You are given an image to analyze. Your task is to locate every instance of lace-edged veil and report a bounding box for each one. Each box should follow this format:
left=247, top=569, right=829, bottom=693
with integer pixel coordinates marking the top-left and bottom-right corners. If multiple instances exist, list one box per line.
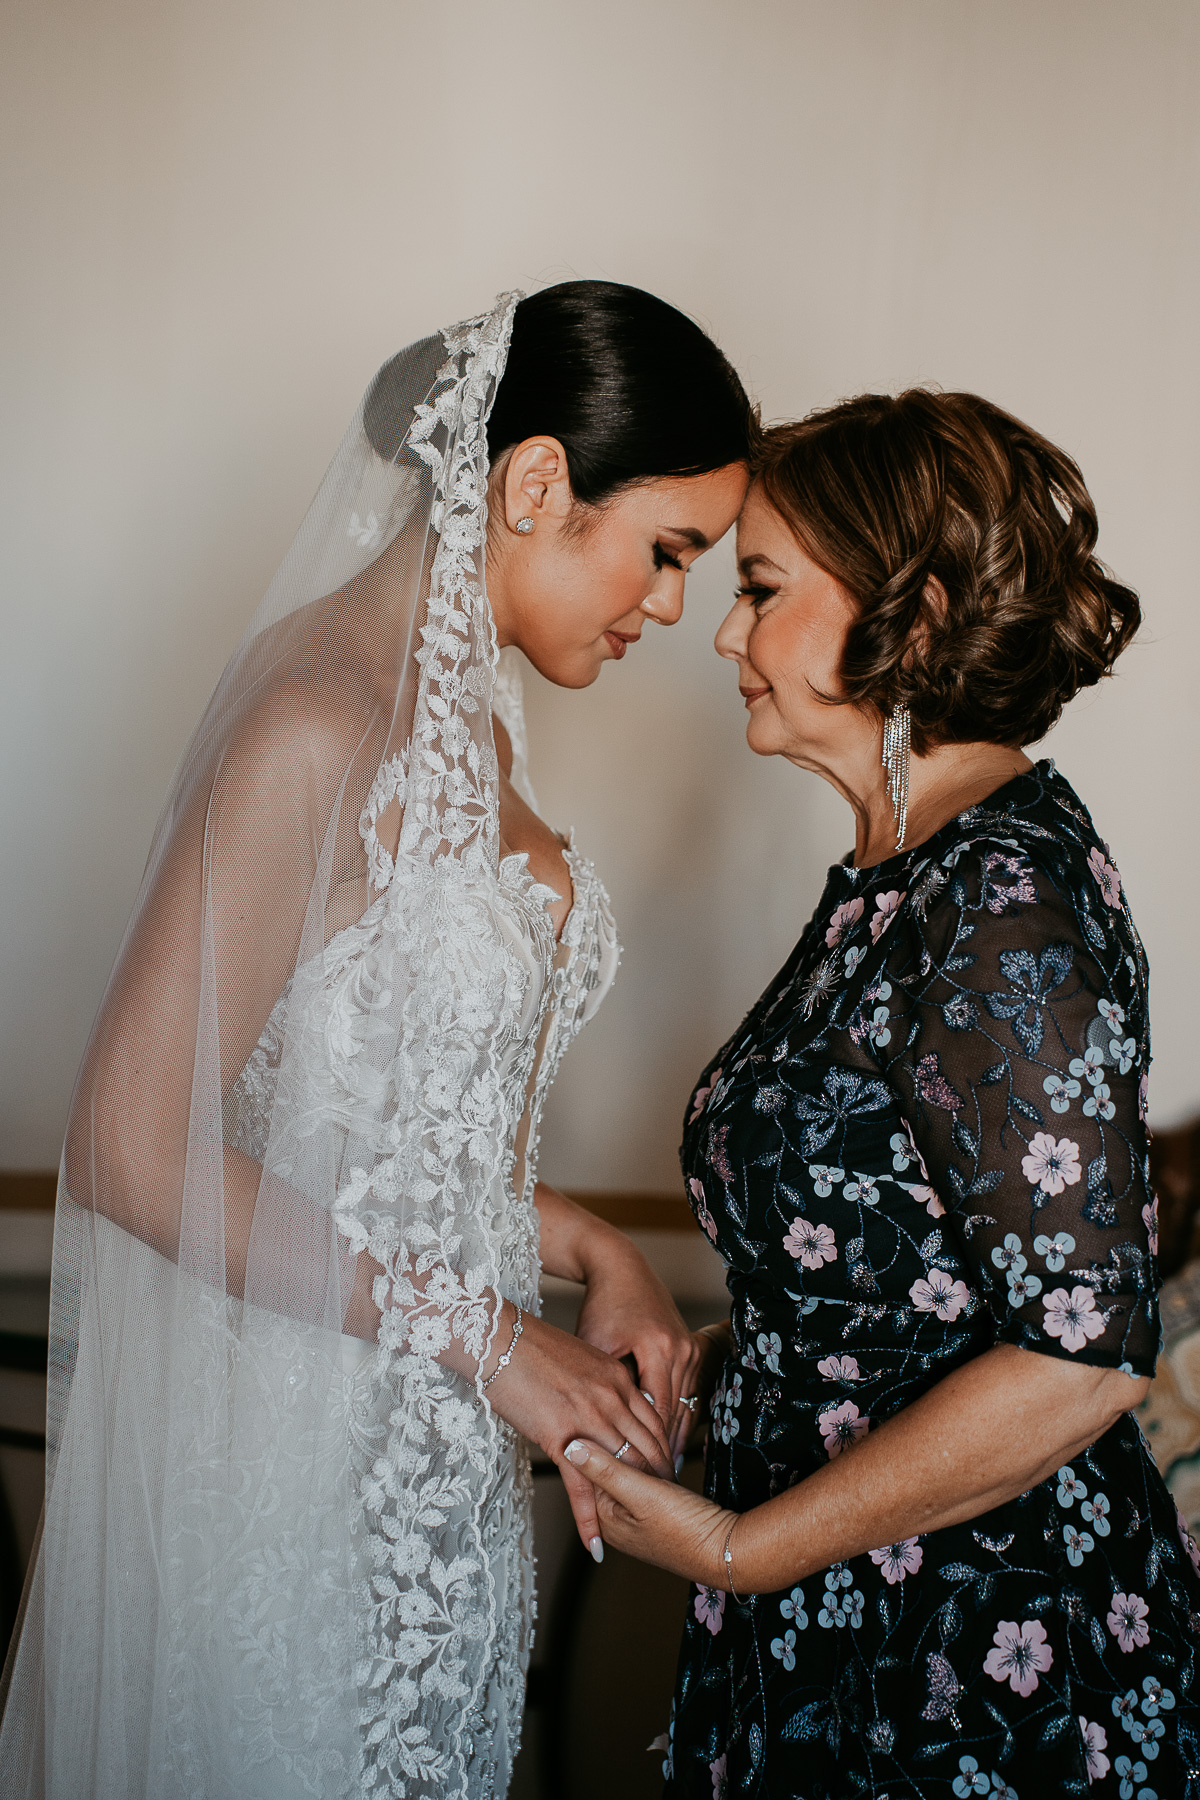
left=0, top=292, right=547, bottom=1797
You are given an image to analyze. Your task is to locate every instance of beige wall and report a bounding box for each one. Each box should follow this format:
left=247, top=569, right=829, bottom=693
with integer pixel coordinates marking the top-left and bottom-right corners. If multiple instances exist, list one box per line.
left=2, top=0, right=1197, bottom=1185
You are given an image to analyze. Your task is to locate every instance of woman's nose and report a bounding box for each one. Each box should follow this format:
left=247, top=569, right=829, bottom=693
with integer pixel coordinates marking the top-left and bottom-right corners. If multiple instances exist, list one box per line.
left=714, top=598, right=748, bottom=660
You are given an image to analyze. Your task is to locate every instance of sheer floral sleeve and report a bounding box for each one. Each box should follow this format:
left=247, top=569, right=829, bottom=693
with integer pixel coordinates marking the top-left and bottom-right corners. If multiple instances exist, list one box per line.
left=873, top=836, right=1158, bottom=1375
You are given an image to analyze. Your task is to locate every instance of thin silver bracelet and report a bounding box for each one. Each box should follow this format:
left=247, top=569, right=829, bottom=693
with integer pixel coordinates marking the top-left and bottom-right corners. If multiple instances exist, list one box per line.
left=481, top=1305, right=523, bottom=1391
left=722, top=1513, right=743, bottom=1602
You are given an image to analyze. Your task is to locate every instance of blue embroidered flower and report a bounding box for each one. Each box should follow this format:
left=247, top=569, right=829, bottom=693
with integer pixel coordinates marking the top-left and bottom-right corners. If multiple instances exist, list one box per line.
left=991, top=1232, right=1027, bottom=1276
left=1081, top=1491, right=1111, bottom=1536
left=770, top=1628, right=797, bottom=1670
left=1043, top=1073, right=1081, bottom=1113
left=1110, top=1035, right=1137, bottom=1074
left=1056, top=1466, right=1087, bottom=1506
left=952, top=1754, right=990, bottom=1796
left=755, top=1331, right=782, bottom=1374
left=890, top=1131, right=916, bottom=1171
left=1070, top=1047, right=1107, bottom=1087
left=1114, top=1758, right=1155, bottom=1800
left=867, top=1005, right=892, bottom=1049
left=1083, top=1080, right=1116, bottom=1121
left=1007, top=1269, right=1042, bottom=1307
left=844, top=943, right=866, bottom=977
left=1140, top=1676, right=1175, bottom=1718
left=843, top=1174, right=880, bottom=1206
left=779, top=1586, right=807, bottom=1629
left=1063, top=1522, right=1094, bottom=1565
left=1033, top=1231, right=1076, bottom=1272
left=808, top=1163, right=844, bottom=1197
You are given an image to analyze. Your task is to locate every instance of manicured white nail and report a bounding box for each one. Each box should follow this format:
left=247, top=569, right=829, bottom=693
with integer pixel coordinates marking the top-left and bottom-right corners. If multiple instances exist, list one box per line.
left=564, top=1439, right=589, bottom=1465
left=675, top=1453, right=684, bottom=1476
left=589, top=1535, right=604, bottom=1564
left=642, top=1391, right=656, bottom=1406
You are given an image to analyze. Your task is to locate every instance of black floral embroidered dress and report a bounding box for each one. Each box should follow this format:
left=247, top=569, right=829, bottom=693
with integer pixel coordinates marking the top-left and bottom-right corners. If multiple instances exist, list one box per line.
left=670, top=762, right=1200, bottom=1800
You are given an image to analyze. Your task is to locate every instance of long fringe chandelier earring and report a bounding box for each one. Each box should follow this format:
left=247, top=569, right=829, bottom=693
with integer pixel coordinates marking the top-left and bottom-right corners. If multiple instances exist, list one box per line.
left=882, top=703, right=912, bottom=851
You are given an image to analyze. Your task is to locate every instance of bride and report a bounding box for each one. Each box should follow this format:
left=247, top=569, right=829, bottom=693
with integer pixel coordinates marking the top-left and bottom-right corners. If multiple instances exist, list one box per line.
left=0, top=283, right=752, bottom=1798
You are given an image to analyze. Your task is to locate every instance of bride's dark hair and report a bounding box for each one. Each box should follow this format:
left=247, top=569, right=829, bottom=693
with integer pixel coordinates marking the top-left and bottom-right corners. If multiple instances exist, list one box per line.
left=487, top=281, right=756, bottom=503
left=364, top=281, right=755, bottom=502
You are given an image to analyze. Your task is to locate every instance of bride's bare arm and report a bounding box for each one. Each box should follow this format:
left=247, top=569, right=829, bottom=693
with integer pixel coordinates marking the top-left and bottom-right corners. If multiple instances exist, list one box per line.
left=534, top=1182, right=703, bottom=1454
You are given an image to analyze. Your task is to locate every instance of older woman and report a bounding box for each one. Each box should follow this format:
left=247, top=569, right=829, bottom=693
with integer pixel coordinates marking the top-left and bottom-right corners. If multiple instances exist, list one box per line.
left=564, top=393, right=1200, bottom=1798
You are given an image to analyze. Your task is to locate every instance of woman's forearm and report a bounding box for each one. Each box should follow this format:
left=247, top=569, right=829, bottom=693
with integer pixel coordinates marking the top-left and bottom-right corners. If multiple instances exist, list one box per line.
left=727, top=1344, right=1149, bottom=1594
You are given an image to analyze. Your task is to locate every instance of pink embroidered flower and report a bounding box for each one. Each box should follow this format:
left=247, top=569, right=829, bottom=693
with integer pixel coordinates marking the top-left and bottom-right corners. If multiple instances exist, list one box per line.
left=1020, top=1132, right=1082, bottom=1196
left=1107, top=1591, right=1150, bottom=1653
left=1042, top=1285, right=1106, bottom=1353
left=784, top=1218, right=837, bottom=1269
left=1079, top=1717, right=1109, bottom=1783
left=689, top=1069, right=722, bottom=1124
left=1143, top=1197, right=1159, bottom=1257
left=1088, top=844, right=1121, bottom=908
left=825, top=897, right=864, bottom=948
left=1177, top=1509, right=1200, bottom=1575
left=869, top=890, right=906, bottom=942
left=688, top=1178, right=718, bottom=1244
left=710, top=1755, right=727, bottom=1800
left=817, top=1353, right=861, bottom=1382
left=909, top=1183, right=946, bottom=1217
left=869, top=1537, right=923, bottom=1584
left=983, top=1618, right=1052, bottom=1696
left=693, top=1585, right=726, bottom=1635
left=817, top=1399, right=869, bottom=1458
left=909, top=1268, right=971, bottom=1321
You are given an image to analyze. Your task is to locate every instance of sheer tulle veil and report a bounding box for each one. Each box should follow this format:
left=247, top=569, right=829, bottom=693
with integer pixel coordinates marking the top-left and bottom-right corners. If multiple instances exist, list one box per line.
left=0, top=292, right=562, bottom=1797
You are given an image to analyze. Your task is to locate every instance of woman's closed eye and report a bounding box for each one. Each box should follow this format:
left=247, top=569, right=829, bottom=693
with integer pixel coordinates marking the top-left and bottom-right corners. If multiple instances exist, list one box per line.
left=653, top=543, right=685, bottom=572
left=735, top=583, right=776, bottom=609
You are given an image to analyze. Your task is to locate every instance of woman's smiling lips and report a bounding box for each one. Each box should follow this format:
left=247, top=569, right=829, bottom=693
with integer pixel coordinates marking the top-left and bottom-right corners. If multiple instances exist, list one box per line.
left=740, top=683, right=771, bottom=707
left=604, top=629, right=639, bottom=659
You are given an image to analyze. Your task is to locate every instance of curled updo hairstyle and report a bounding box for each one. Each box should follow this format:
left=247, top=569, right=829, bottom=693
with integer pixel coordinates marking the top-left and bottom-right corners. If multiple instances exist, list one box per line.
left=485, top=280, right=755, bottom=506
left=755, top=391, right=1140, bottom=752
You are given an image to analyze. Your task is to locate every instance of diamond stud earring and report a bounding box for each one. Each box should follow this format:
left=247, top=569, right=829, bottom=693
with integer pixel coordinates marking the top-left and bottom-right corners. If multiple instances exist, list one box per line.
left=515, top=517, right=534, bottom=535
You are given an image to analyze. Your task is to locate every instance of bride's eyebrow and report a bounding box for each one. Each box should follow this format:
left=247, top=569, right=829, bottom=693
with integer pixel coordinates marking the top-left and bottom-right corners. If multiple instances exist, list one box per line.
left=661, top=525, right=709, bottom=550
left=738, top=552, right=785, bottom=576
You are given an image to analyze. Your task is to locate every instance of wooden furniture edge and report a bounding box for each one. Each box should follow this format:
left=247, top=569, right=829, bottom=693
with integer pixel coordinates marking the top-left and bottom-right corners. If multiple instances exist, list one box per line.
left=0, top=1171, right=699, bottom=1234
left=0, top=1173, right=57, bottom=1212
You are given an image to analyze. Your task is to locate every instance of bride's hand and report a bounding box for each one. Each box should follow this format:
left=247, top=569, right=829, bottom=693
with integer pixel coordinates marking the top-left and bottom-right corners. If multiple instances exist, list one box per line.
left=575, top=1238, right=703, bottom=1459
left=484, top=1304, right=676, bottom=1555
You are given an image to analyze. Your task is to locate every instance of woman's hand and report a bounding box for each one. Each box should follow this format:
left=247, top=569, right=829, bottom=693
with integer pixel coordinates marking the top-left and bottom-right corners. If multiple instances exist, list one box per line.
left=560, top=1435, right=734, bottom=1586
left=484, top=1303, right=675, bottom=1557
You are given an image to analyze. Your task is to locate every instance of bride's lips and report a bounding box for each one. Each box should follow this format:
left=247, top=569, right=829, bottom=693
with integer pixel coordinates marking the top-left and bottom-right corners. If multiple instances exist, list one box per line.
left=740, top=684, right=771, bottom=708
left=604, top=629, right=639, bottom=659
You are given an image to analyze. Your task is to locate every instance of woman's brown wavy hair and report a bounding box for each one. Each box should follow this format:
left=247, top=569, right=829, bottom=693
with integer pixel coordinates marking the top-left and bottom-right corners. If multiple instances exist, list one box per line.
left=754, top=391, right=1140, bottom=754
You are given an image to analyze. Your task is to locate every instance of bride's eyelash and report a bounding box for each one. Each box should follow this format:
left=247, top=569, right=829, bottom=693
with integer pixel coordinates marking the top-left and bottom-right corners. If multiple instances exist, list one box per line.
left=654, top=543, right=684, bottom=571
left=736, top=583, right=775, bottom=606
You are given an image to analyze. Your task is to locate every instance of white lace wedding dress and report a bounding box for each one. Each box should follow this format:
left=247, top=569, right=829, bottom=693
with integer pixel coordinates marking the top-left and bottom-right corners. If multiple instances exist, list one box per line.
left=0, top=296, right=620, bottom=1800
left=213, top=666, right=620, bottom=1797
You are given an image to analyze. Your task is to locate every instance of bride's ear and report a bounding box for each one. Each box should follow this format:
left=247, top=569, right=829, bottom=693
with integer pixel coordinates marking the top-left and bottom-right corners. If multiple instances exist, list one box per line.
left=500, top=436, right=573, bottom=535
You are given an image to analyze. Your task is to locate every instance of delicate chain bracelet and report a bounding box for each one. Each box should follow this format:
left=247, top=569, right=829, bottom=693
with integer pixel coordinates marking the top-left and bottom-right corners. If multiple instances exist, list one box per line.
left=722, top=1513, right=743, bottom=1602
left=481, top=1305, right=523, bottom=1392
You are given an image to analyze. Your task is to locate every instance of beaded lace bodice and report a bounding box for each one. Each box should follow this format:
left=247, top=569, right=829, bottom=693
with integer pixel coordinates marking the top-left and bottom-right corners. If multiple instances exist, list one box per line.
left=220, top=758, right=619, bottom=1797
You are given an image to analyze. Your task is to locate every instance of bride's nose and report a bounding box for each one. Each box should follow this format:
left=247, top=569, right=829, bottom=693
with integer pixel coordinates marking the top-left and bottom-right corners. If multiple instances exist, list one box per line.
left=640, top=574, right=685, bottom=627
